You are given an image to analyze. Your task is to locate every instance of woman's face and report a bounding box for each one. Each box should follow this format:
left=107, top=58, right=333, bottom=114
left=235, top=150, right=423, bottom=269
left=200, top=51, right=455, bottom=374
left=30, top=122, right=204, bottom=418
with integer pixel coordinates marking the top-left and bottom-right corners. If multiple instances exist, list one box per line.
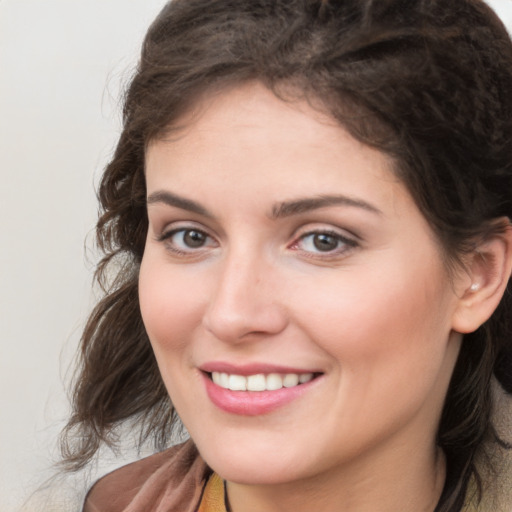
left=139, top=83, right=464, bottom=485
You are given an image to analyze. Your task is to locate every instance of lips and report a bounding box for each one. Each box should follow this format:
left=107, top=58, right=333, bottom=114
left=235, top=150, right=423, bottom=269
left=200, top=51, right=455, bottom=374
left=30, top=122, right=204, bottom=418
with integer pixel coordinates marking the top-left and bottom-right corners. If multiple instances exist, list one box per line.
left=200, top=363, right=322, bottom=415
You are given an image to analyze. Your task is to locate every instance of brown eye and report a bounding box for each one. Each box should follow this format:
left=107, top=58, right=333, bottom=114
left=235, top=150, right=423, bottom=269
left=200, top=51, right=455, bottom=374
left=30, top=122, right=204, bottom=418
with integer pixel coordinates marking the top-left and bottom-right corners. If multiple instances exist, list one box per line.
left=183, top=229, right=207, bottom=248
left=159, top=227, right=217, bottom=254
left=294, top=230, right=358, bottom=256
left=312, top=233, right=339, bottom=252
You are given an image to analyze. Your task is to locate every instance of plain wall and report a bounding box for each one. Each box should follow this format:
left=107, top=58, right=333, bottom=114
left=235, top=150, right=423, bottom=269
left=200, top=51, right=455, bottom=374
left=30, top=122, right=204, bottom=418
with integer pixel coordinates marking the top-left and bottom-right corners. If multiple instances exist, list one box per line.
left=1, top=1, right=511, bottom=511
left=0, top=2, right=167, bottom=510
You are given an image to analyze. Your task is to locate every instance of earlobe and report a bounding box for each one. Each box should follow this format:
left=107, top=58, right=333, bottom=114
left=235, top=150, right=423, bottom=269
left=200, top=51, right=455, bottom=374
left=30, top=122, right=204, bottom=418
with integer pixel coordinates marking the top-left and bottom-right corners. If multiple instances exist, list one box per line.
left=452, top=222, right=512, bottom=334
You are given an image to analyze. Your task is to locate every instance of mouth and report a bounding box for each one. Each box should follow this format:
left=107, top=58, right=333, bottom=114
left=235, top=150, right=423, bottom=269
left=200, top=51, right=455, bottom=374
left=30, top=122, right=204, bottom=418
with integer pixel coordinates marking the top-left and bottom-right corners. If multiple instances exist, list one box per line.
left=207, top=371, right=317, bottom=391
left=200, top=366, right=323, bottom=416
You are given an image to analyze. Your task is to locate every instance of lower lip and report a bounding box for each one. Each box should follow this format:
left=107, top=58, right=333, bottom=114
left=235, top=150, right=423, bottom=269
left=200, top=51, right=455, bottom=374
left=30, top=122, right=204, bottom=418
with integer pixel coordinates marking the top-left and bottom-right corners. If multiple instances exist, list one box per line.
left=202, top=373, right=319, bottom=416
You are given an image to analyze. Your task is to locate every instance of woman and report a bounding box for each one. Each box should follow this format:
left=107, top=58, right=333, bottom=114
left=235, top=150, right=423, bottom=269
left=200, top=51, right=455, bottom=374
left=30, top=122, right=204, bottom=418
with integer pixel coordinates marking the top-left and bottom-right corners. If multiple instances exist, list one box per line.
left=62, top=0, right=512, bottom=511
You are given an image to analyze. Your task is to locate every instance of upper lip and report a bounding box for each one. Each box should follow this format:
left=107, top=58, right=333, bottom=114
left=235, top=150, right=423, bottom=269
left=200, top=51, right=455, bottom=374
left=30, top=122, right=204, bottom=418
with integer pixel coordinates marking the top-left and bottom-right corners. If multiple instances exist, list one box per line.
left=199, top=361, right=322, bottom=375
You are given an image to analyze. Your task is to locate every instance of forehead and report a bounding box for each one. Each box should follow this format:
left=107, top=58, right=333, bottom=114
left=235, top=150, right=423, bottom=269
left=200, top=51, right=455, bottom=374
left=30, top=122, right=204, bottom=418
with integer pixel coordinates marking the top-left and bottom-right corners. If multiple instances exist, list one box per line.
left=146, top=82, right=400, bottom=202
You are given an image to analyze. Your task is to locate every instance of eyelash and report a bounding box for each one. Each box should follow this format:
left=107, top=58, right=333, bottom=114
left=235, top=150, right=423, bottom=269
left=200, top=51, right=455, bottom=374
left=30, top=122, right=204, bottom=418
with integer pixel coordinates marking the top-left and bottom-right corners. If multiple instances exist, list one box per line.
left=289, top=229, right=358, bottom=258
left=157, top=227, right=217, bottom=256
left=157, top=226, right=358, bottom=259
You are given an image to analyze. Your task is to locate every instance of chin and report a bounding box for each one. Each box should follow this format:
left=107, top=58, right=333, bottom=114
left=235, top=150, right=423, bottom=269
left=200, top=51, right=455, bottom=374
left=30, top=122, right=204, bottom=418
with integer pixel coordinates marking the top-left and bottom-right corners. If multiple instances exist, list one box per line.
left=194, top=435, right=313, bottom=485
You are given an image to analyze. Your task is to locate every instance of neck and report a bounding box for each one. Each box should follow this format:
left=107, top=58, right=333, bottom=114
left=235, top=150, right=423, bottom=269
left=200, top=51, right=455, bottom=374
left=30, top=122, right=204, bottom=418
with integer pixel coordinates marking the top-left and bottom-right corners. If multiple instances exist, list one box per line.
left=225, top=442, right=446, bottom=512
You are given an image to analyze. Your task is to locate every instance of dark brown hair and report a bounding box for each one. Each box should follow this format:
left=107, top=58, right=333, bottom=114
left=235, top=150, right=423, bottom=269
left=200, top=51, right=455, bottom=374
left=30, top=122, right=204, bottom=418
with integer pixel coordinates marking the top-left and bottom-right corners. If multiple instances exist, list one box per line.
left=62, top=1, right=512, bottom=510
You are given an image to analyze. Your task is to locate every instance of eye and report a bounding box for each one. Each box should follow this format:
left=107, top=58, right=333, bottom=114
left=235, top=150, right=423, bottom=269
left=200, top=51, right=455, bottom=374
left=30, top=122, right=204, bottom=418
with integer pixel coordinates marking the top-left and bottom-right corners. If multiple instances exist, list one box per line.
left=158, top=227, right=217, bottom=254
left=291, top=230, right=358, bottom=256
left=302, top=232, right=340, bottom=252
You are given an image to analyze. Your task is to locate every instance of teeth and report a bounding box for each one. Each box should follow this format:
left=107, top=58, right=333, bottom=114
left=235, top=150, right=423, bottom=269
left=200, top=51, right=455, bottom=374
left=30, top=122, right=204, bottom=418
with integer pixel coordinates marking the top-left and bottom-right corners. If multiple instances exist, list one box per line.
left=266, top=373, right=283, bottom=390
left=283, top=373, right=299, bottom=388
left=299, top=373, right=313, bottom=384
left=247, top=374, right=266, bottom=391
left=219, top=372, right=230, bottom=388
left=228, top=374, right=247, bottom=391
left=211, top=371, right=315, bottom=391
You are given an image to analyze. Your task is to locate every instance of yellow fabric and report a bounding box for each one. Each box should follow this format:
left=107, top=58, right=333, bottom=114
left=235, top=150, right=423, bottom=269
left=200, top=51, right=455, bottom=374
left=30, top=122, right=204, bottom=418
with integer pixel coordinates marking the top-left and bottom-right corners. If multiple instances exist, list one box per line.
left=197, top=473, right=227, bottom=512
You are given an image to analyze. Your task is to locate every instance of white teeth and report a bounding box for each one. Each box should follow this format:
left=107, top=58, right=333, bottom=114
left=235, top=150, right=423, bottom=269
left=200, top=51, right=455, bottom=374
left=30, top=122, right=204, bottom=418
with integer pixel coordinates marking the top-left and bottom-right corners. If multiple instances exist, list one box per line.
left=228, top=374, right=247, bottom=391
left=247, top=374, right=266, bottom=391
left=299, top=373, right=314, bottom=384
left=210, top=371, right=315, bottom=391
left=283, top=373, right=299, bottom=388
left=266, top=373, right=283, bottom=390
left=219, top=372, right=229, bottom=388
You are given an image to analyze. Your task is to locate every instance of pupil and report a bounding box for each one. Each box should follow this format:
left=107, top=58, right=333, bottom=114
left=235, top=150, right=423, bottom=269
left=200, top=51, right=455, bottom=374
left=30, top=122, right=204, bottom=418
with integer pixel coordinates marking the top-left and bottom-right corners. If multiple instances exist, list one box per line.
left=313, top=233, right=338, bottom=251
left=184, top=230, right=206, bottom=248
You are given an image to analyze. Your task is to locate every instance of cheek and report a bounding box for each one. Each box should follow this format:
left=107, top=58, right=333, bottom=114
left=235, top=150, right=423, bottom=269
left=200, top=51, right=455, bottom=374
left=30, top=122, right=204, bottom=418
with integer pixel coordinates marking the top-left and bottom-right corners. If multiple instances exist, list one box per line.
left=138, top=254, right=210, bottom=415
left=290, top=256, right=456, bottom=409
left=138, top=254, right=204, bottom=355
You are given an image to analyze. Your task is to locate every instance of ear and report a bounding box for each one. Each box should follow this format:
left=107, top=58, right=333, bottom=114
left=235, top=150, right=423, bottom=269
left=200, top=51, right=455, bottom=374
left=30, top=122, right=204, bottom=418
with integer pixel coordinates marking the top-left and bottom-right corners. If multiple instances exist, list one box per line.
left=452, top=221, right=512, bottom=334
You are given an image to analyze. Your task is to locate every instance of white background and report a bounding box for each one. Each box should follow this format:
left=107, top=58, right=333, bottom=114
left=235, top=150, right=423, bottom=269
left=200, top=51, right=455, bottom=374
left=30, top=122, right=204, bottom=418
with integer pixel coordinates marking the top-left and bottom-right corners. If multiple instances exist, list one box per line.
left=1, top=1, right=511, bottom=511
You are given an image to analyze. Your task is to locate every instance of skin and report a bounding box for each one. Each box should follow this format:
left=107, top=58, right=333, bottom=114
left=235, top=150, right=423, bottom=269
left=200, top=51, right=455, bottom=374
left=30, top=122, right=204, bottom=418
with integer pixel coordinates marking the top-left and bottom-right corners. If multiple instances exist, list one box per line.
left=139, top=82, right=469, bottom=512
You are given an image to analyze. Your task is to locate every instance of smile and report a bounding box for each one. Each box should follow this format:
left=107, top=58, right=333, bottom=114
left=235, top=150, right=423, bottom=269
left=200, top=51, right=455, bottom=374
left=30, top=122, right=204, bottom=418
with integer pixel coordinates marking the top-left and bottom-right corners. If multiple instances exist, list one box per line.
left=211, top=371, right=314, bottom=391
left=201, top=368, right=322, bottom=416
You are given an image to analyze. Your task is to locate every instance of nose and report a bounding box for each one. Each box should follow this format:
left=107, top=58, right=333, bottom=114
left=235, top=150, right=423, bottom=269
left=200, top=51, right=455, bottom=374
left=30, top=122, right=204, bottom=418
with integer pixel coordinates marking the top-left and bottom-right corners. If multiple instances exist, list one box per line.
left=202, top=252, right=288, bottom=344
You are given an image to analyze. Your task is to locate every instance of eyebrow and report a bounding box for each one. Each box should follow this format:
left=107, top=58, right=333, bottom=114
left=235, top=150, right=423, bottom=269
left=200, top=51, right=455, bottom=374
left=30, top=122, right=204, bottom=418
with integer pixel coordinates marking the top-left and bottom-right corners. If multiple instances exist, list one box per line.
left=146, top=190, right=214, bottom=218
left=146, top=190, right=382, bottom=219
left=271, top=195, right=382, bottom=219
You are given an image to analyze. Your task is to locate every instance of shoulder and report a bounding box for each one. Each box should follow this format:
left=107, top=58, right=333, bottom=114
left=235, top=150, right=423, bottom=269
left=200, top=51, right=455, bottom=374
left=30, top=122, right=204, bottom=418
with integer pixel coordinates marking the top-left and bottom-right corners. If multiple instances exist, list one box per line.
left=83, top=440, right=211, bottom=512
